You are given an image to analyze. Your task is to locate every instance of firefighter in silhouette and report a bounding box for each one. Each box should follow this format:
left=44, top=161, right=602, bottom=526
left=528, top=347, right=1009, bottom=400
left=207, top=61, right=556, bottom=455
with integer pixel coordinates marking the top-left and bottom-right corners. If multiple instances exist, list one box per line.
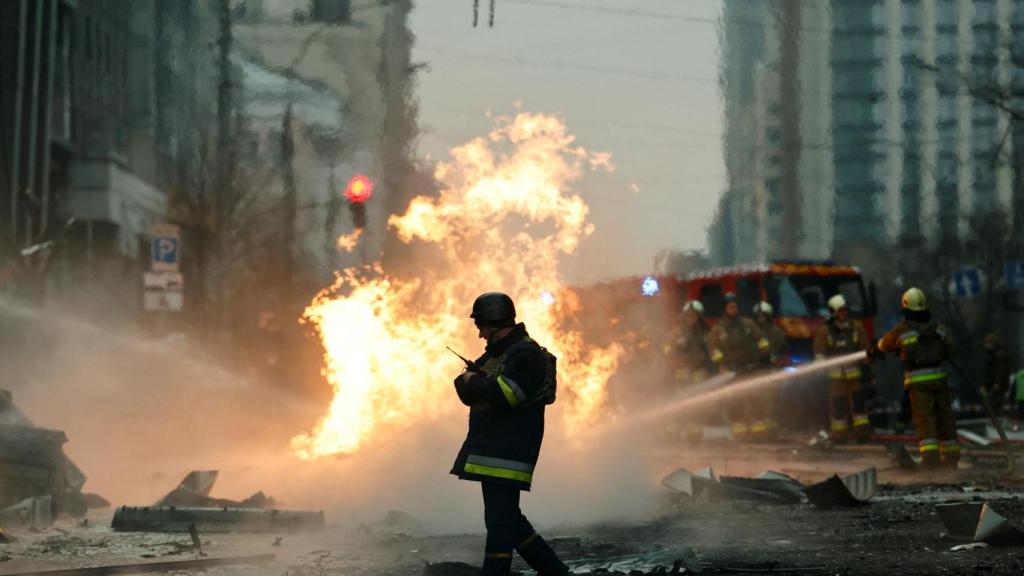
left=452, top=292, right=570, bottom=576
left=983, top=334, right=1010, bottom=414
left=872, top=288, right=959, bottom=468
left=752, top=301, right=788, bottom=439
left=707, top=293, right=770, bottom=439
left=814, top=294, right=871, bottom=442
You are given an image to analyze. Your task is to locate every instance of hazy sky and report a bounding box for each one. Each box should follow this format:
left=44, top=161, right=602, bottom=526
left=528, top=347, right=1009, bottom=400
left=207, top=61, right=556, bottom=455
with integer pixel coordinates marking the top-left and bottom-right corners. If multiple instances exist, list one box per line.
left=410, top=0, right=726, bottom=283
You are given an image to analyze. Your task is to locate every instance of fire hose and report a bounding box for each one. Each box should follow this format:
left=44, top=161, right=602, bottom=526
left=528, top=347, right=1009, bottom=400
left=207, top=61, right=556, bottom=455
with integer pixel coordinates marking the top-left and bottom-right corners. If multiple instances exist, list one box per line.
left=948, top=358, right=1017, bottom=475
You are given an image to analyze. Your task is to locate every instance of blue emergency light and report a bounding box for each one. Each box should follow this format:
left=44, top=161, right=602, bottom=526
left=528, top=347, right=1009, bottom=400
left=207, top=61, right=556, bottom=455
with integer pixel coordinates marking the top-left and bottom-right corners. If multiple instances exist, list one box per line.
left=641, top=276, right=659, bottom=297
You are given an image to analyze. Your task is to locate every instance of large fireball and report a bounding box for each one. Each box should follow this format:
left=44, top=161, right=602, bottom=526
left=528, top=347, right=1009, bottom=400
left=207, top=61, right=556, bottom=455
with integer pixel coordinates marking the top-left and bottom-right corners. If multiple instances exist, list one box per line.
left=292, top=112, right=623, bottom=459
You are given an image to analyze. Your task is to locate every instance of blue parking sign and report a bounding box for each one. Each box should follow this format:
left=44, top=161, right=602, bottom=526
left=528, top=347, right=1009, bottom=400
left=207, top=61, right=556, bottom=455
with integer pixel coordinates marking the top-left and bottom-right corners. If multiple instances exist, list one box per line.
left=151, top=224, right=180, bottom=271
left=1006, top=261, right=1024, bottom=290
left=953, top=267, right=983, bottom=298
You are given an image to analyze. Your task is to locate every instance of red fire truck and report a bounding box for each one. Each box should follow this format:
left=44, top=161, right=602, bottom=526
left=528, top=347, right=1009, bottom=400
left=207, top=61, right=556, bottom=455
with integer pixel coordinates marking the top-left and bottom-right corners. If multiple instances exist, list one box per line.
left=571, top=260, right=876, bottom=364
left=684, top=260, right=877, bottom=362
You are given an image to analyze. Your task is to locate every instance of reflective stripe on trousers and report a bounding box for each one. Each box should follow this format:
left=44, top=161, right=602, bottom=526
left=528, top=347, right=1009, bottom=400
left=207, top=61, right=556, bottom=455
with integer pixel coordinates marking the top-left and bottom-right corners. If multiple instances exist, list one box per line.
left=919, top=437, right=939, bottom=453
left=465, top=455, right=535, bottom=484
left=905, top=366, right=947, bottom=385
left=940, top=439, right=960, bottom=454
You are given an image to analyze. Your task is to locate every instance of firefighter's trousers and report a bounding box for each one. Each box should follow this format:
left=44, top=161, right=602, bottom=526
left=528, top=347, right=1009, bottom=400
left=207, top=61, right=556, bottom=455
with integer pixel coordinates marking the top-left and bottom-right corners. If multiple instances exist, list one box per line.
left=481, top=482, right=569, bottom=576
left=908, top=382, right=960, bottom=467
left=829, top=370, right=870, bottom=441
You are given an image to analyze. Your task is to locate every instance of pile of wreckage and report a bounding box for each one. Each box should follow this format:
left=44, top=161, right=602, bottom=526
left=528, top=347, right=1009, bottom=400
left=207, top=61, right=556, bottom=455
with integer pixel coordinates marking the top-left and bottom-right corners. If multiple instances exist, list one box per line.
left=0, top=389, right=323, bottom=536
left=661, top=465, right=1024, bottom=548
left=661, top=466, right=878, bottom=509
left=0, top=389, right=107, bottom=526
left=112, top=470, right=324, bottom=533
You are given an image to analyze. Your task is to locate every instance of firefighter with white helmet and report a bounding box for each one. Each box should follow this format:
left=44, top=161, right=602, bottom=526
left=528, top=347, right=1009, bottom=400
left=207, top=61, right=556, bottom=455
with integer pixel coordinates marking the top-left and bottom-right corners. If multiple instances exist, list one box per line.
left=813, top=293, right=872, bottom=442
left=664, top=300, right=713, bottom=385
left=873, top=288, right=959, bottom=468
left=663, top=300, right=714, bottom=441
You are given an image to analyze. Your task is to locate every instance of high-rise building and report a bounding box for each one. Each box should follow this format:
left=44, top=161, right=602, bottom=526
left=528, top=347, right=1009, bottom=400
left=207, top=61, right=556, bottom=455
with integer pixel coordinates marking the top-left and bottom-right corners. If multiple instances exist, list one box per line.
left=711, top=0, right=1022, bottom=266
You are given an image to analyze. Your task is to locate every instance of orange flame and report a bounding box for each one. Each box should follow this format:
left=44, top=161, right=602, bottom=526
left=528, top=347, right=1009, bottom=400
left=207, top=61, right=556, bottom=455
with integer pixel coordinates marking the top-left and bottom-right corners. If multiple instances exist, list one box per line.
left=291, top=113, right=623, bottom=459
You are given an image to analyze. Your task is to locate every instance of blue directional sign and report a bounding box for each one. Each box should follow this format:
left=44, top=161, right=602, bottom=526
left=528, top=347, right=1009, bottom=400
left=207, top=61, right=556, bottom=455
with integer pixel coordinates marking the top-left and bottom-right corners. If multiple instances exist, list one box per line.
left=952, top=267, right=983, bottom=298
left=1006, top=261, right=1024, bottom=291
left=151, top=224, right=180, bottom=272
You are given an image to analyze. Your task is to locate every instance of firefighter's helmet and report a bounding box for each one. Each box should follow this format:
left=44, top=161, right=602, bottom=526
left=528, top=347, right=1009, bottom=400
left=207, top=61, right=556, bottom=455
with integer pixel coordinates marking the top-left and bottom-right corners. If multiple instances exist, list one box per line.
left=471, top=292, right=516, bottom=327
left=683, top=300, right=704, bottom=316
left=901, top=287, right=927, bottom=311
left=828, top=294, right=847, bottom=313
left=753, top=301, right=773, bottom=316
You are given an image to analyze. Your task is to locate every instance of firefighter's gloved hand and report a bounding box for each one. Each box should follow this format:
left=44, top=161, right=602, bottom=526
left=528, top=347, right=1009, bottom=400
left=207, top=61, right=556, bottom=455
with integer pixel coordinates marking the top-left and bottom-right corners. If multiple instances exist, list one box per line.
left=866, top=340, right=882, bottom=359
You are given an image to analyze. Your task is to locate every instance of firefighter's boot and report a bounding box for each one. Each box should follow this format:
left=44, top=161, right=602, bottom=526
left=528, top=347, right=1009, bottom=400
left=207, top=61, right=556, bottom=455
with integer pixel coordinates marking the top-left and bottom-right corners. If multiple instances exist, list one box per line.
left=517, top=534, right=570, bottom=576
left=940, top=441, right=961, bottom=469
left=919, top=438, right=941, bottom=468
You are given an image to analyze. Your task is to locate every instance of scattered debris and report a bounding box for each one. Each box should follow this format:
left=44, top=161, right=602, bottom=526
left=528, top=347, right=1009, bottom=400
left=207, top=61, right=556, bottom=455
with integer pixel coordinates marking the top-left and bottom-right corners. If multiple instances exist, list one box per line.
left=0, top=390, right=96, bottom=521
left=804, top=467, right=877, bottom=509
left=959, top=429, right=993, bottom=448
left=719, top=471, right=806, bottom=504
left=951, top=542, right=990, bottom=551
left=935, top=502, right=1024, bottom=545
left=661, top=467, right=718, bottom=499
left=155, top=470, right=276, bottom=509
left=0, top=495, right=54, bottom=526
left=111, top=506, right=325, bottom=533
left=663, top=467, right=804, bottom=505
left=3, top=553, right=275, bottom=575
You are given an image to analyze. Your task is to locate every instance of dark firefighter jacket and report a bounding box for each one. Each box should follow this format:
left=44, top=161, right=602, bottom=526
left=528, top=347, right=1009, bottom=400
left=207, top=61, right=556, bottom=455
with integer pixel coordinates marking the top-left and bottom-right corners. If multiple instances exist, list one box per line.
left=664, top=324, right=713, bottom=375
left=451, top=323, right=556, bottom=491
left=757, top=321, right=789, bottom=365
left=877, top=320, right=954, bottom=388
left=813, top=318, right=869, bottom=381
left=707, top=316, right=769, bottom=373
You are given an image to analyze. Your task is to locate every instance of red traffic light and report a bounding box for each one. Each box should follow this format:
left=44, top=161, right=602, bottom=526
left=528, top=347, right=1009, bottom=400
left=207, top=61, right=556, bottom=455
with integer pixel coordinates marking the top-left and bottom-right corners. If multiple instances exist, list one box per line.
left=344, top=174, right=374, bottom=203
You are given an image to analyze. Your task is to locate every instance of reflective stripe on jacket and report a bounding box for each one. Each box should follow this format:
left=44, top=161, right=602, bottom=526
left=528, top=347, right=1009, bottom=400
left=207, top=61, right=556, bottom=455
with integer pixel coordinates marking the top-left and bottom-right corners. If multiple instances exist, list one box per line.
left=451, top=324, right=555, bottom=490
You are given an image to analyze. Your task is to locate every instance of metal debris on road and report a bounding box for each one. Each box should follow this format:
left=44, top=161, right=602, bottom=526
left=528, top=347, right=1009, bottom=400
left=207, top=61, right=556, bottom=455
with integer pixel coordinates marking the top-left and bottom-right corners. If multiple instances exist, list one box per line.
left=803, top=467, right=877, bottom=509
left=3, top=553, right=275, bottom=575
left=935, top=502, right=1024, bottom=545
left=111, top=506, right=325, bottom=533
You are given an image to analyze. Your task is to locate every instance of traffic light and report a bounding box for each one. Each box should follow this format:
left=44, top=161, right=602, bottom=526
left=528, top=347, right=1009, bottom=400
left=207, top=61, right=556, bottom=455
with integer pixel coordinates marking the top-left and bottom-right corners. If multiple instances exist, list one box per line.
left=344, top=174, right=374, bottom=204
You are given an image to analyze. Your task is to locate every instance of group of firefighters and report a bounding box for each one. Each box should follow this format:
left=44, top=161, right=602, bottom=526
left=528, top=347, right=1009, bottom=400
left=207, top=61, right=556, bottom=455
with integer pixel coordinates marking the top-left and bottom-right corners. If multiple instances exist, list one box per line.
left=664, top=287, right=965, bottom=469
left=447, top=289, right=1013, bottom=574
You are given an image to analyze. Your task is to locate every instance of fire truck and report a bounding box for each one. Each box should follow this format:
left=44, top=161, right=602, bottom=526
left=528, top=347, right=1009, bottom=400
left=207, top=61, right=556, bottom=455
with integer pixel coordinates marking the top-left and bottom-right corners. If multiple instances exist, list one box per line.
left=572, top=260, right=876, bottom=364
left=684, top=260, right=877, bottom=362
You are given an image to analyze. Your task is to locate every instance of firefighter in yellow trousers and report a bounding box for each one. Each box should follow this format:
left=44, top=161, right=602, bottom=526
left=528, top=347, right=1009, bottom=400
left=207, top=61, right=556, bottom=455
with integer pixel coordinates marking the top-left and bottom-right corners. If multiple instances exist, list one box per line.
left=707, top=293, right=770, bottom=439
left=873, top=288, right=959, bottom=468
left=752, top=301, right=787, bottom=439
left=814, top=294, right=871, bottom=442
